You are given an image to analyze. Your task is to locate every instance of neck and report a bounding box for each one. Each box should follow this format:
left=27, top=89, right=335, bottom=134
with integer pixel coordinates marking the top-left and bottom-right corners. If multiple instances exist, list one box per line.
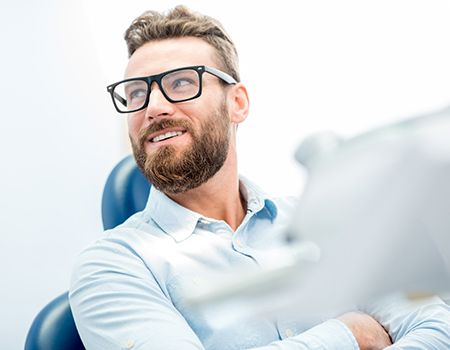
left=166, top=150, right=245, bottom=231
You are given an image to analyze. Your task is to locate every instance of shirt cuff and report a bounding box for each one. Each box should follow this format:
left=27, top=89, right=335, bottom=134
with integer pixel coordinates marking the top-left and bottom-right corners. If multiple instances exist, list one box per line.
left=290, top=319, right=359, bottom=350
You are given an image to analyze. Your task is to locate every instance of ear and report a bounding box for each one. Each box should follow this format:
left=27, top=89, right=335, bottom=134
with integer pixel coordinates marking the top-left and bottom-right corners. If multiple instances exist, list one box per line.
left=228, top=83, right=249, bottom=125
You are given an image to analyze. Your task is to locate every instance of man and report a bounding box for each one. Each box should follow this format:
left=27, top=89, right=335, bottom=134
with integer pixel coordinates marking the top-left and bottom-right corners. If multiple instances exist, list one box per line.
left=70, top=6, right=449, bottom=350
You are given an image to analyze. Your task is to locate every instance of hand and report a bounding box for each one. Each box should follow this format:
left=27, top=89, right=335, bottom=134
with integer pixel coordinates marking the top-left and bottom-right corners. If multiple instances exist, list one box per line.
left=338, top=311, right=392, bottom=350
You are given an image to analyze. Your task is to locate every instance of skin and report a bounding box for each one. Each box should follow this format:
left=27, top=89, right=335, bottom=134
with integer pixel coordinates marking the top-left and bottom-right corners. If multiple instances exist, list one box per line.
left=125, top=37, right=249, bottom=231
left=338, top=312, right=392, bottom=349
left=125, top=36, right=392, bottom=347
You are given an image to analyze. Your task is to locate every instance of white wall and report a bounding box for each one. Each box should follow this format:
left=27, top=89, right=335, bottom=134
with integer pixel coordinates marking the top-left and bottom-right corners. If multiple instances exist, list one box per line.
left=0, top=2, right=126, bottom=347
left=1, top=1, right=449, bottom=348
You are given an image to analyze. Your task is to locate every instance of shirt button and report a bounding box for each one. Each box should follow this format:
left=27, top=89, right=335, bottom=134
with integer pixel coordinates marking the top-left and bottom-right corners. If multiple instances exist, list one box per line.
left=125, top=339, right=135, bottom=348
left=285, top=328, right=294, bottom=337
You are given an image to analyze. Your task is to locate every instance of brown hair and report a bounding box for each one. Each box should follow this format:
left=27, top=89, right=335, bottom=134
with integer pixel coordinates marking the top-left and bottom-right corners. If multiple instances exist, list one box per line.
left=124, top=5, right=240, bottom=82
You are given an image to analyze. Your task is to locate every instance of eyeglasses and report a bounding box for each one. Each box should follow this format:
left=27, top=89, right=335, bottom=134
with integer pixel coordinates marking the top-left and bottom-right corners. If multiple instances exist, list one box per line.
left=107, top=65, right=237, bottom=114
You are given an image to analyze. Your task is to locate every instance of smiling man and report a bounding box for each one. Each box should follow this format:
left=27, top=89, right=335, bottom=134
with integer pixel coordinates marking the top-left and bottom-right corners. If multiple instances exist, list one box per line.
left=124, top=37, right=245, bottom=223
left=69, top=6, right=450, bottom=350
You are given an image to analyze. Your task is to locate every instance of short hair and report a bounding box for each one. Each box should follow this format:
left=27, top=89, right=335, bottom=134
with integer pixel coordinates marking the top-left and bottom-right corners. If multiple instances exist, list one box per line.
left=124, top=5, right=240, bottom=82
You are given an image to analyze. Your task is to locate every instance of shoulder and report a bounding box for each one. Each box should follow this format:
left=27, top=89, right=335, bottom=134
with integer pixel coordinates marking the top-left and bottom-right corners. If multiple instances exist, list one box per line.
left=240, top=175, right=298, bottom=215
left=70, top=211, right=169, bottom=282
left=265, top=195, right=298, bottom=224
left=270, top=195, right=298, bottom=210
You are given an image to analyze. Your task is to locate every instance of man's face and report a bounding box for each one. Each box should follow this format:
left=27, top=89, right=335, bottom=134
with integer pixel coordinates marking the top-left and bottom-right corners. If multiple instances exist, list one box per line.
left=125, top=37, right=232, bottom=194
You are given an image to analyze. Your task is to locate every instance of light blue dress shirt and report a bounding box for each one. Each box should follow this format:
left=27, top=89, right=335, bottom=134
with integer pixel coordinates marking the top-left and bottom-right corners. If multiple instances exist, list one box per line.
left=70, top=178, right=450, bottom=349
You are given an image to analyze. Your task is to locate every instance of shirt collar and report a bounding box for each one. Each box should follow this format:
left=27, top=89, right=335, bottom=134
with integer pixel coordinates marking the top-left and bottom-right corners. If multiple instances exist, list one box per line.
left=145, top=187, right=201, bottom=242
left=144, top=177, right=278, bottom=242
left=239, top=176, right=278, bottom=219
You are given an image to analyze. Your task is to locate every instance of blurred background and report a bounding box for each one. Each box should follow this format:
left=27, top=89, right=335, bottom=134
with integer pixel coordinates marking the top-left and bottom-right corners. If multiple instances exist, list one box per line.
left=1, top=0, right=449, bottom=348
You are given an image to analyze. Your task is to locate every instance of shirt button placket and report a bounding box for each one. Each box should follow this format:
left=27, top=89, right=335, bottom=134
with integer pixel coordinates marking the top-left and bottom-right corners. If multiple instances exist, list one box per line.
left=285, top=328, right=294, bottom=338
left=233, top=237, right=245, bottom=253
left=125, top=339, right=135, bottom=349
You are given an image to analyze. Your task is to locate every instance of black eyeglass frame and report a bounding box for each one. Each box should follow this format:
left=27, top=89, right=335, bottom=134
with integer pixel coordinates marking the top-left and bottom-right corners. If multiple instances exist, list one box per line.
left=106, top=65, right=237, bottom=114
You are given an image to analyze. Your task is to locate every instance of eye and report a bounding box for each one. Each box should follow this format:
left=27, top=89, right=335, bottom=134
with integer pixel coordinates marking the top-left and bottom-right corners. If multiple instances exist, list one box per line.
left=124, top=81, right=147, bottom=102
left=129, top=88, right=147, bottom=100
left=163, top=69, right=199, bottom=95
left=171, top=78, right=195, bottom=90
left=122, top=81, right=148, bottom=109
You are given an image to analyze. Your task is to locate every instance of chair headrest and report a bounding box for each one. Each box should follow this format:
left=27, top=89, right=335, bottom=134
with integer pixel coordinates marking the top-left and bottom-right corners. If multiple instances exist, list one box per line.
left=101, top=155, right=151, bottom=230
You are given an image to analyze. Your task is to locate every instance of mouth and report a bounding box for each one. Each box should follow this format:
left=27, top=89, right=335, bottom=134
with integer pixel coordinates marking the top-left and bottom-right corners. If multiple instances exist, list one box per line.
left=147, top=128, right=187, bottom=143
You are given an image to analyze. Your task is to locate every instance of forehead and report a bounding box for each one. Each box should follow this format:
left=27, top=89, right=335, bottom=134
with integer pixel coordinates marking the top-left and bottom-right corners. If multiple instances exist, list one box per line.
left=125, top=37, right=218, bottom=78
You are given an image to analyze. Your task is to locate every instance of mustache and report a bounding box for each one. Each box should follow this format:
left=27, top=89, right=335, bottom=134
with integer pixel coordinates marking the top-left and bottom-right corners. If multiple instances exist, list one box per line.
left=138, top=119, right=193, bottom=147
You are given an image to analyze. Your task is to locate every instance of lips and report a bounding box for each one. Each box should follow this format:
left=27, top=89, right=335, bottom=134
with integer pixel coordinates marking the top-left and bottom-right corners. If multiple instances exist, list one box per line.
left=140, top=119, right=192, bottom=147
left=146, top=126, right=188, bottom=144
left=150, top=130, right=185, bottom=143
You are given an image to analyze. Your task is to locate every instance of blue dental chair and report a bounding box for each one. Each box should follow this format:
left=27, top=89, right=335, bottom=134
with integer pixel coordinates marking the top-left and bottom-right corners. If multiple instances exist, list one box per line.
left=24, top=155, right=151, bottom=350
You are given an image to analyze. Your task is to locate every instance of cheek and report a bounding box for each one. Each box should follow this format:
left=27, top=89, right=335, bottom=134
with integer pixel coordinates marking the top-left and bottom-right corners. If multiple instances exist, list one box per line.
left=127, top=115, right=142, bottom=141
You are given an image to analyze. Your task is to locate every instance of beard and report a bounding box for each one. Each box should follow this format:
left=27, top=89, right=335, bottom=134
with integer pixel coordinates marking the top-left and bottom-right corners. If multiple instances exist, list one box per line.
left=130, top=100, right=230, bottom=194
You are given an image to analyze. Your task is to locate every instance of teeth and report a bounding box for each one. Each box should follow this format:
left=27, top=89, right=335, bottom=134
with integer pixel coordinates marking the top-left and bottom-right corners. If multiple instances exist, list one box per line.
left=151, top=131, right=183, bottom=143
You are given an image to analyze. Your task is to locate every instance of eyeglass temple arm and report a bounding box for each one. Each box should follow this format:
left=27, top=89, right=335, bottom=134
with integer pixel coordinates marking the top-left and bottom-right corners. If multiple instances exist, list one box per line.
left=204, top=66, right=237, bottom=85
left=107, top=85, right=128, bottom=107
left=114, top=91, right=127, bottom=107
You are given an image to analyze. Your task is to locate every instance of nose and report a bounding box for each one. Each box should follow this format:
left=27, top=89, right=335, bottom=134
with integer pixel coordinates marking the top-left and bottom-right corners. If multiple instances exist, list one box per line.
left=144, top=82, right=175, bottom=120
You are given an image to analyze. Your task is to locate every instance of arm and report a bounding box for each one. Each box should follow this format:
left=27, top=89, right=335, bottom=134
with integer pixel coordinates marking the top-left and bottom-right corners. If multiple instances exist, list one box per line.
left=338, top=312, right=392, bottom=350
left=252, top=319, right=360, bottom=350
left=69, top=239, right=205, bottom=350
left=70, top=237, right=363, bottom=350
left=361, top=294, right=450, bottom=349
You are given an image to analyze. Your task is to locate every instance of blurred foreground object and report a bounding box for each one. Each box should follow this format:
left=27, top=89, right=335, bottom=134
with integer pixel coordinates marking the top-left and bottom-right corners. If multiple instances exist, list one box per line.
left=188, top=106, right=450, bottom=323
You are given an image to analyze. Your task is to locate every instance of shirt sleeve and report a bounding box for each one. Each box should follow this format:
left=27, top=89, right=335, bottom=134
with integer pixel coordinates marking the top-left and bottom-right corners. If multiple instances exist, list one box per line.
left=252, top=319, right=359, bottom=350
left=69, top=238, right=205, bottom=350
left=69, top=237, right=359, bottom=350
left=360, top=294, right=450, bottom=349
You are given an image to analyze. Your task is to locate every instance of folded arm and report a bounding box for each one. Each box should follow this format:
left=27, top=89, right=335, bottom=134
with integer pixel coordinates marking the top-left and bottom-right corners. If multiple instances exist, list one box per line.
left=361, top=294, right=450, bottom=350
left=69, top=238, right=362, bottom=350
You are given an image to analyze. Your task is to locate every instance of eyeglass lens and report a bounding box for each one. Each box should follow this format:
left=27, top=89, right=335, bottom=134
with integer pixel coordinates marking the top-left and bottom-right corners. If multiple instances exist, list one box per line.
left=113, top=68, right=201, bottom=112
